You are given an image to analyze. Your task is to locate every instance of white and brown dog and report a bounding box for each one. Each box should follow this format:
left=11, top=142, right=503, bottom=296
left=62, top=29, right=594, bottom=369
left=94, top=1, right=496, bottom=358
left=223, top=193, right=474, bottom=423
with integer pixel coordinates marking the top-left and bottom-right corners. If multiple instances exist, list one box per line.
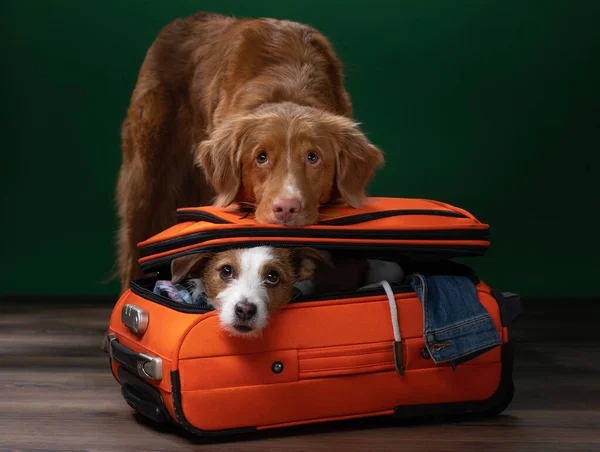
left=170, top=247, right=325, bottom=336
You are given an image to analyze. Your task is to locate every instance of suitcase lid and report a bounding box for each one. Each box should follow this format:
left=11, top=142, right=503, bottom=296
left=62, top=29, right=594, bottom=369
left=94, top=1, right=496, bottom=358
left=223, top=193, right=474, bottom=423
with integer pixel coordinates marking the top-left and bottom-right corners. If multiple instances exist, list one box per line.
left=137, top=197, right=490, bottom=274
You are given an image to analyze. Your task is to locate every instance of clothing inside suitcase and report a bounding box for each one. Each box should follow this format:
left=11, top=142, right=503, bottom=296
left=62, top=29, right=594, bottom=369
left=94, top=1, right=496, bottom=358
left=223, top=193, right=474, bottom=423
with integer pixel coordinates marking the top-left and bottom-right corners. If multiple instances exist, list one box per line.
left=133, top=255, right=479, bottom=313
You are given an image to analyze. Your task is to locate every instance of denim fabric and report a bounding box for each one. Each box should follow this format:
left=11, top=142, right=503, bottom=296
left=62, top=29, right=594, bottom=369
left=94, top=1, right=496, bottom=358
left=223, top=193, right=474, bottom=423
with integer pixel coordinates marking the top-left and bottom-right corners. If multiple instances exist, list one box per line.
left=410, top=274, right=502, bottom=368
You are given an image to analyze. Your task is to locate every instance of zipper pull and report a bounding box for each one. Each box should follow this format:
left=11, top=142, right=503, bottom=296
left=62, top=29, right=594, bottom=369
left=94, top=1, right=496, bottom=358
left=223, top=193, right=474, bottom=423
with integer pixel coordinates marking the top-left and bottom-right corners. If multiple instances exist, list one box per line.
left=393, top=341, right=405, bottom=376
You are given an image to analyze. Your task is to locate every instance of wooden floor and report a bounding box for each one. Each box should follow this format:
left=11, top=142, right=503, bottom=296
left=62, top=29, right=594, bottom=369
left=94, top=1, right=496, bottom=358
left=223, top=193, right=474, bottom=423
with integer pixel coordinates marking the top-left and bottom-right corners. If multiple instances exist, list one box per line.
left=1, top=297, right=599, bottom=452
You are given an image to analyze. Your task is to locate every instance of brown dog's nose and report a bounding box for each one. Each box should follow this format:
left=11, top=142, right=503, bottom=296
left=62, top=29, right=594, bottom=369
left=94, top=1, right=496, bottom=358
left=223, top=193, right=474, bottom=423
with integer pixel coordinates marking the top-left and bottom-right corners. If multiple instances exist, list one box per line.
left=235, top=301, right=257, bottom=321
left=272, top=198, right=301, bottom=223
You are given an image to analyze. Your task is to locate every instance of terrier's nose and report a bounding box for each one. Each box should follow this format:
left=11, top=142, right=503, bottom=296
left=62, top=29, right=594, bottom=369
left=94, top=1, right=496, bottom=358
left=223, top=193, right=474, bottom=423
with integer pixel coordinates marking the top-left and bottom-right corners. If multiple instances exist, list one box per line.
left=235, top=301, right=257, bottom=321
left=272, top=198, right=301, bottom=223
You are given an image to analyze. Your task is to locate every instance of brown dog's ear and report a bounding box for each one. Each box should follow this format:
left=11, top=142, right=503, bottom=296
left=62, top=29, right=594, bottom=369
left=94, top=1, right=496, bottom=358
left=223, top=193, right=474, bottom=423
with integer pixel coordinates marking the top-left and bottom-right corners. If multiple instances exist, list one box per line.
left=170, top=253, right=213, bottom=283
left=334, top=123, right=384, bottom=208
left=309, top=32, right=353, bottom=117
left=196, top=118, right=250, bottom=207
left=292, top=248, right=333, bottom=281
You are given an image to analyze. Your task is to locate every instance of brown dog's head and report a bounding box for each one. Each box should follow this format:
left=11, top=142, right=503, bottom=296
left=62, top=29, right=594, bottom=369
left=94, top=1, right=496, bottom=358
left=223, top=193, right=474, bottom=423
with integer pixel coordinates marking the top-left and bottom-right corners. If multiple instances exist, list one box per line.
left=196, top=102, right=383, bottom=226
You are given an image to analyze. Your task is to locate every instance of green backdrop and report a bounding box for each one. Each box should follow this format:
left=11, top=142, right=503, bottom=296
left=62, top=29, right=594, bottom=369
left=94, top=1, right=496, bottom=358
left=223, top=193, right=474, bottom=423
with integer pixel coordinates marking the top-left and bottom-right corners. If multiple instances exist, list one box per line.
left=2, top=1, right=599, bottom=297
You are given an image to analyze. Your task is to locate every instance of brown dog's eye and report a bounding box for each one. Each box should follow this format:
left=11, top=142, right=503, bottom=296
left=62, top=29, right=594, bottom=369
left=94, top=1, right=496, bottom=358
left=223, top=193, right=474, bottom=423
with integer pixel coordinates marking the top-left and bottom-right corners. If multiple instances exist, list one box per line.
left=220, top=265, right=233, bottom=280
left=306, top=152, right=319, bottom=165
left=256, top=151, right=268, bottom=165
left=266, top=270, right=280, bottom=286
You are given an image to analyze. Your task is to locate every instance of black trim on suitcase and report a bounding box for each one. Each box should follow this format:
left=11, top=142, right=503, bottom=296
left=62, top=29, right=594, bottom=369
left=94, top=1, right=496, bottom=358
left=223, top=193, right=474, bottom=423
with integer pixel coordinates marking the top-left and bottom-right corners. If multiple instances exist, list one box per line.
left=139, top=227, right=489, bottom=259
left=317, top=209, right=468, bottom=226
left=140, top=243, right=488, bottom=274
left=118, top=367, right=172, bottom=424
left=491, top=291, right=523, bottom=327
left=109, top=338, right=150, bottom=375
left=176, top=211, right=234, bottom=224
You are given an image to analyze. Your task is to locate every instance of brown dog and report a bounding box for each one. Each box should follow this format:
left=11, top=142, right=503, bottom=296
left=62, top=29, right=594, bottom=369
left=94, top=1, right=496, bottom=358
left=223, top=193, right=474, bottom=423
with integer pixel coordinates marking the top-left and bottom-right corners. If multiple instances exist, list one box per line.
left=116, top=12, right=384, bottom=292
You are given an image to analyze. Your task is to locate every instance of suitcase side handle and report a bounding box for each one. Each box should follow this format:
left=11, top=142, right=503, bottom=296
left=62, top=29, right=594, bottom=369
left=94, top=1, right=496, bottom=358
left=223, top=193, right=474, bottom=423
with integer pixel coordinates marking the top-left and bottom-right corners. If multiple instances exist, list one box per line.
left=491, top=291, right=522, bottom=327
left=107, top=334, right=163, bottom=381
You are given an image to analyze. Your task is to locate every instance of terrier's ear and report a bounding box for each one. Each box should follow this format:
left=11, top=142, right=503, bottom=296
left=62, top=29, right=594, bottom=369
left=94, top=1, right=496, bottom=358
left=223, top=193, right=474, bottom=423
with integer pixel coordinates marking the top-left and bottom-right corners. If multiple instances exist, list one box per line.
left=170, top=253, right=213, bottom=283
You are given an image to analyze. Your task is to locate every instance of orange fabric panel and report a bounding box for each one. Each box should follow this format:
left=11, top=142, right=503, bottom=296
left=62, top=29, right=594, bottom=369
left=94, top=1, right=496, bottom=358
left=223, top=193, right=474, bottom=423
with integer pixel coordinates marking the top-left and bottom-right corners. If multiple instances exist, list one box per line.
left=179, top=363, right=501, bottom=431
left=179, top=349, right=299, bottom=391
left=298, top=341, right=392, bottom=360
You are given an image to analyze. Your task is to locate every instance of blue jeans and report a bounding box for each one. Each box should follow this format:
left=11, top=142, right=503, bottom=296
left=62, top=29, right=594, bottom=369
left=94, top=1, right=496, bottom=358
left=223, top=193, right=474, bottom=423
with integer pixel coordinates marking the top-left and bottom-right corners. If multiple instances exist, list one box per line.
left=411, top=274, right=502, bottom=369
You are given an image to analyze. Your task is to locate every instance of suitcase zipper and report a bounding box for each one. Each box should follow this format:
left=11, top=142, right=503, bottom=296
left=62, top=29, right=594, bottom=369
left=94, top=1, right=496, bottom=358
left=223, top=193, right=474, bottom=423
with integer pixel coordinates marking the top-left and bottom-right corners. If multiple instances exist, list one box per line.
left=129, top=279, right=414, bottom=314
left=139, top=240, right=487, bottom=273
left=139, top=227, right=489, bottom=259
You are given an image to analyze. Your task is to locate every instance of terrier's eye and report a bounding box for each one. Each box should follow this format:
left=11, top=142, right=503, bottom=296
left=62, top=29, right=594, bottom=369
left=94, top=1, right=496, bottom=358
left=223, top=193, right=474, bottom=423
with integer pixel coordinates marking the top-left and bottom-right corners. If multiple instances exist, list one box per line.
left=266, top=270, right=280, bottom=286
left=219, top=265, right=233, bottom=280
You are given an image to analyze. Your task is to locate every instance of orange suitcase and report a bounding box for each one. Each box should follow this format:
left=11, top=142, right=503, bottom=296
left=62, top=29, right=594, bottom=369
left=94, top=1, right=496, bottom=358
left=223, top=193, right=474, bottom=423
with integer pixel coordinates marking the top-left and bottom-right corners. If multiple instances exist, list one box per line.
left=106, top=198, right=521, bottom=435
